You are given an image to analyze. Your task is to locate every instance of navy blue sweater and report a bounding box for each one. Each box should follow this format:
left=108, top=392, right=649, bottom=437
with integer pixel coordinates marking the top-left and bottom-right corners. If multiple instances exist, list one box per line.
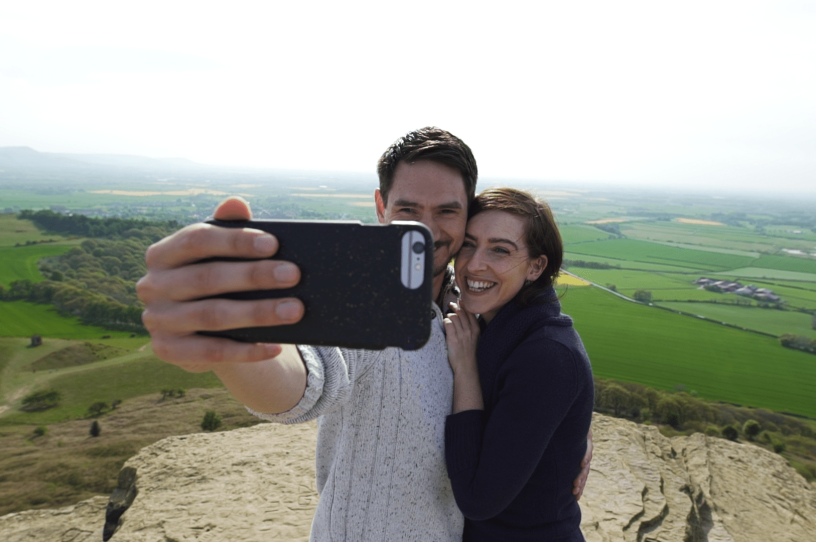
left=445, top=290, right=594, bottom=541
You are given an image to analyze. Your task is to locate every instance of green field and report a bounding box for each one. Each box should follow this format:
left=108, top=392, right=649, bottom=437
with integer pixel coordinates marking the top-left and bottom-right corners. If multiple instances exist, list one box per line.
left=560, top=286, right=816, bottom=418
left=0, top=300, right=135, bottom=339
left=560, top=224, right=613, bottom=244
left=621, top=221, right=813, bottom=253
left=752, top=254, right=816, bottom=275
left=656, top=301, right=816, bottom=339
left=564, top=252, right=691, bottom=272
left=568, top=268, right=726, bottom=301
left=0, top=214, right=74, bottom=247
left=0, top=355, right=222, bottom=425
left=0, top=245, right=76, bottom=285
left=715, top=267, right=816, bottom=282
left=566, top=239, right=757, bottom=271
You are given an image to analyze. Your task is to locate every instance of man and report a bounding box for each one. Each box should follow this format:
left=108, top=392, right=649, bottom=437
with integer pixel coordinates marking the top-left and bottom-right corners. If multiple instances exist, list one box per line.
left=137, top=127, right=590, bottom=541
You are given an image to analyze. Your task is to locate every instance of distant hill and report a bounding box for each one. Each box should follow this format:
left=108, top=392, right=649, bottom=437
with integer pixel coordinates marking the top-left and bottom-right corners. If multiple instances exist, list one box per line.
left=0, top=147, right=203, bottom=173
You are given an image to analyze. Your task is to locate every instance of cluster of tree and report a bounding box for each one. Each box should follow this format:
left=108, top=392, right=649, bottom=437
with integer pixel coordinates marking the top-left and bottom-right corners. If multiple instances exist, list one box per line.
left=20, top=389, right=61, bottom=411
left=593, top=223, right=624, bottom=237
left=14, top=238, right=59, bottom=247
left=201, top=410, right=222, bottom=431
left=1, top=277, right=145, bottom=329
left=593, top=378, right=816, bottom=478
left=633, top=289, right=652, bottom=303
left=562, top=259, right=620, bottom=270
left=779, top=334, right=816, bottom=355
left=160, top=388, right=187, bottom=400
left=87, top=399, right=121, bottom=417
left=18, top=209, right=177, bottom=239
left=1, top=235, right=168, bottom=329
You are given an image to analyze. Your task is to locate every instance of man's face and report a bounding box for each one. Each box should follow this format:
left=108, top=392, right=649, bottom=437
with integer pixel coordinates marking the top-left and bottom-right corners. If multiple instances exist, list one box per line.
left=375, top=160, right=468, bottom=277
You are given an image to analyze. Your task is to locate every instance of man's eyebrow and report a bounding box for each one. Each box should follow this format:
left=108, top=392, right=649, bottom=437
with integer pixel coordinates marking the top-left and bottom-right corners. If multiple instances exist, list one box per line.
left=436, top=201, right=463, bottom=210
left=392, top=198, right=419, bottom=208
left=464, top=232, right=519, bottom=250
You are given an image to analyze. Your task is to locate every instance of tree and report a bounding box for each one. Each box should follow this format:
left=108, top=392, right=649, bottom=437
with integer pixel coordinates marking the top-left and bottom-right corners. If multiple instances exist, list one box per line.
left=656, top=396, right=682, bottom=426
left=722, top=425, right=739, bottom=441
left=201, top=410, right=222, bottom=432
left=21, top=389, right=61, bottom=411
left=600, top=384, right=632, bottom=417
left=90, top=420, right=101, bottom=437
left=111, top=399, right=122, bottom=409
left=87, top=401, right=109, bottom=417
left=743, top=419, right=761, bottom=441
left=33, top=426, right=48, bottom=438
left=633, top=289, right=652, bottom=303
left=812, top=314, right=816, bottom=331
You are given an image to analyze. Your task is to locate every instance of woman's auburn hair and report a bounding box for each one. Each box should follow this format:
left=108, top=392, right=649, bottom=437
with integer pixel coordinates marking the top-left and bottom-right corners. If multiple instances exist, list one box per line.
left=468, top=187, right=564, bottom=305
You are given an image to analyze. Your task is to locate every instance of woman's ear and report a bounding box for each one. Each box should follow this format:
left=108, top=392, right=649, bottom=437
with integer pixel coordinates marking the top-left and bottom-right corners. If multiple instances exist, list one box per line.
left=527, top=255, right=548, bottom=282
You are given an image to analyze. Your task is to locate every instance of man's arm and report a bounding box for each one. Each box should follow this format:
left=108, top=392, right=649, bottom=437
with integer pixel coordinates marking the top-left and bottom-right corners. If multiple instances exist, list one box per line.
left=136, top=197, right=308, bottom=414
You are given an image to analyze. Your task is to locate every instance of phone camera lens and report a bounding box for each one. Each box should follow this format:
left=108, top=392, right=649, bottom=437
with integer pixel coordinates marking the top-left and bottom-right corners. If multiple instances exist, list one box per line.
left=412, top=241, right=425, bottom=254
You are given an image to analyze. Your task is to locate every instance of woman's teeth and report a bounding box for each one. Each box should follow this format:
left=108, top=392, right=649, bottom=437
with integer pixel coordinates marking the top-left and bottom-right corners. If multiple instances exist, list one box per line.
left=467, top=279, right=495, bottom=292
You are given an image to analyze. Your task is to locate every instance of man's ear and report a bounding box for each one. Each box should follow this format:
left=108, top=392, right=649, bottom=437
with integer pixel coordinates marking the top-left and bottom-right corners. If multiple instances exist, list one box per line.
left=374, top=189, right=387, bottom=224
left=527, top=255, right=548, bottom=281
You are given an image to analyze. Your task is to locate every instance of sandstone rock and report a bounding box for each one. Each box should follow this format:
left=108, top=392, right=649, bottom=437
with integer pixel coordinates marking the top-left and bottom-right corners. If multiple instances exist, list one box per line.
left=0, top=495, right=107, bottom=541
left=2, top=414, right=814, bottom=542
left=579, top=415, right=816, bottom=542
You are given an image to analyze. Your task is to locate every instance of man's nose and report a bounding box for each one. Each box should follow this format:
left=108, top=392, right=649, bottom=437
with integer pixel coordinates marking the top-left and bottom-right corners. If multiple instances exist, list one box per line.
left=421, top=216, right=442, bottom=243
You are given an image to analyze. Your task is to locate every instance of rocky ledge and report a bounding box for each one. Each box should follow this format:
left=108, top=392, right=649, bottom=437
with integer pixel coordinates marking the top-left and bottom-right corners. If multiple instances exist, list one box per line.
left=1, top=414, right=814, bottom=541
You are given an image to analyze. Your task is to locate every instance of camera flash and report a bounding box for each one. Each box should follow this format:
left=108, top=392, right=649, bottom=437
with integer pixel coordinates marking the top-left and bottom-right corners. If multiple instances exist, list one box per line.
left=415, top=264, right=421, bottom=270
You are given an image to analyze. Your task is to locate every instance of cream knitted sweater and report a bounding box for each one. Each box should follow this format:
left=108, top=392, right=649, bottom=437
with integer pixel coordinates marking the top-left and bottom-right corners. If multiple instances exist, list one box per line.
left=251, top=304, right=463, bottom=542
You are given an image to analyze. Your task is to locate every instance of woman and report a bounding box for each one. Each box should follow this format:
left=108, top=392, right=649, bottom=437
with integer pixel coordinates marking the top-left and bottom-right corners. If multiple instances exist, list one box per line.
left=444, top=188, right=594, bottom=541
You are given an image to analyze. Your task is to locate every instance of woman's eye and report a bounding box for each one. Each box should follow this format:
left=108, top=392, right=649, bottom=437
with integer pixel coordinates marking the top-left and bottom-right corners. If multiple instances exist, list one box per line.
left=493, top=247, right=510, bottom=255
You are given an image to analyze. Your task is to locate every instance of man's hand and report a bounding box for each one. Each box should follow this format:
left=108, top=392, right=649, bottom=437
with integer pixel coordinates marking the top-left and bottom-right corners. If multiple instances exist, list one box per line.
left=573, top=428, right=593, bottom=501
left=136, top=196, right=305, bottom=372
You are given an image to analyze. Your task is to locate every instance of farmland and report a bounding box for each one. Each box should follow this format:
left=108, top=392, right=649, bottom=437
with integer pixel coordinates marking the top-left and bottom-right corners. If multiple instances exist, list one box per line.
left=560, top=286, right=816, bottom=418
left=1, top=166, right=816, bottom=513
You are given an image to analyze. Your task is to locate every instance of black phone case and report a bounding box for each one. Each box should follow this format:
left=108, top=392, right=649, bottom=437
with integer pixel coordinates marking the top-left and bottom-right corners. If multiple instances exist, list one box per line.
left=199, top=219, right=434, bottom=350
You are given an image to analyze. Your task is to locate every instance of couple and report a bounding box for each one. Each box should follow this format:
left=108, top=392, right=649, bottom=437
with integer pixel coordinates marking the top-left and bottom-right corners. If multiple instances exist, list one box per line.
left=138, top=127, right=594, bottom=541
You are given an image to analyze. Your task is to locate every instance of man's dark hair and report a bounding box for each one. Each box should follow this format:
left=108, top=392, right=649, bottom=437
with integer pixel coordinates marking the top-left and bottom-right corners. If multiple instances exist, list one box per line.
left=377, top=127, right=478, bottom=205
left=469, top=187, right=564, bottom=305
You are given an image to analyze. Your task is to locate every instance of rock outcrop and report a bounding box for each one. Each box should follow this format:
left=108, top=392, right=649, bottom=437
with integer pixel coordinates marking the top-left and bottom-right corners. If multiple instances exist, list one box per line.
left=1, top=414, right=814, bottom=541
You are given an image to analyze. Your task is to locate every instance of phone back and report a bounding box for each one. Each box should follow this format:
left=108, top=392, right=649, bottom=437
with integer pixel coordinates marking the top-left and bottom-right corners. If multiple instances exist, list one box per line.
left=200, top=219, right=434, bottom=350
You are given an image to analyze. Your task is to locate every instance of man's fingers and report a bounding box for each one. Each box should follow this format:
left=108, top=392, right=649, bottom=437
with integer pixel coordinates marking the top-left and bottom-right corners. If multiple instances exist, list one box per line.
left=214, top=196, right=253, bottom=221
left=144, top=223, right=279, bottom=271
left=143, top=297, right=305, bottom=335
left=151, top=334, right=282, bottom=366
left=143, top=260, right=300, bottom=302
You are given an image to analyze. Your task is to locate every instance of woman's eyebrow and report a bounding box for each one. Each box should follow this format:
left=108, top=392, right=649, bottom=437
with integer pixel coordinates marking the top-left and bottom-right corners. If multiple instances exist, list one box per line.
left=464, top=232, right=518, bottom=249
left=489, top=237, right=518, bottom=249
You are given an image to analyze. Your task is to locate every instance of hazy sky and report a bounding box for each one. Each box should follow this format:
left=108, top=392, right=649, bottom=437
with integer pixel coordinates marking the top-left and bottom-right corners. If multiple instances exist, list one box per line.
left=1, top=1, right=814, bottom=192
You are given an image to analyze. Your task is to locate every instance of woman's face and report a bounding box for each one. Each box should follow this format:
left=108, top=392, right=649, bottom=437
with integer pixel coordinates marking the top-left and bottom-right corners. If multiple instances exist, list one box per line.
left=454, top=210, right=547, bottom=324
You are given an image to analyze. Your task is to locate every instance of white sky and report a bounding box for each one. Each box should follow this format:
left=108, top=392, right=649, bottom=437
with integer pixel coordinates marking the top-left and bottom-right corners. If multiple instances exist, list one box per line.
left=1, top=1, right=815, bottom=192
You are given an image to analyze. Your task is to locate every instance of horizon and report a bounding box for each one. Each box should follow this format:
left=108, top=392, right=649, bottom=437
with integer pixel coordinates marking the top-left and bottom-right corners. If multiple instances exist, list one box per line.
left=1, top=1, right=815, bottom=193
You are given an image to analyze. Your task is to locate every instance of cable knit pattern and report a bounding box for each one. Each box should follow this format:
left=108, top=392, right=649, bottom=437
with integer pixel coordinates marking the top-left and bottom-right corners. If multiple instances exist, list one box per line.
left=249, top=303, right=464, bottom=542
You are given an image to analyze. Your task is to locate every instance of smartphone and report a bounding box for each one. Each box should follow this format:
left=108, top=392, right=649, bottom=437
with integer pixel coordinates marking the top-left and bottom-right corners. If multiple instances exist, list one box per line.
left=198, top=219, right=434, bottom=350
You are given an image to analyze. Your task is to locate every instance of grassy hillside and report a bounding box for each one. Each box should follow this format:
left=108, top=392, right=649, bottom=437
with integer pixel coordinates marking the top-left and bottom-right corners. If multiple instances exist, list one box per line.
left=0, top=388, right=266, bottom=516
left=560, top=286, right=816, bottom=418
left=0, top=245, right=76, bottom=285
left=0, top=214, right=75, bottom=248
left=0, top=300, right=135, bottom=339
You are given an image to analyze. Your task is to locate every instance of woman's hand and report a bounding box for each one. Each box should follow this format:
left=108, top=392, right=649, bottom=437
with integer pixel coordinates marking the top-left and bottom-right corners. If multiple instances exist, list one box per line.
left=444, top=302, right=480, bottom=375
left=444, top=302, right=484, bottom=413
